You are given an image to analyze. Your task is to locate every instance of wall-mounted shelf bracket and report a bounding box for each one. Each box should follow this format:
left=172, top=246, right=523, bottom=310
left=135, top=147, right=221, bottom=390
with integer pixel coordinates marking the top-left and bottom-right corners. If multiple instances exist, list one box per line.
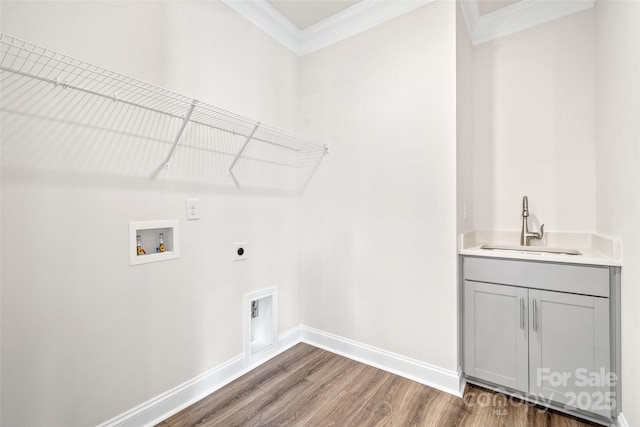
left=299, top=144, right=329, bottom=194
left=228, top=170, right=241, bottom=189
left=228, top=123, right=260, bottom=176
left=163, top=100, right=197, bottom=169
left=54, top=76, right=69, bottom=89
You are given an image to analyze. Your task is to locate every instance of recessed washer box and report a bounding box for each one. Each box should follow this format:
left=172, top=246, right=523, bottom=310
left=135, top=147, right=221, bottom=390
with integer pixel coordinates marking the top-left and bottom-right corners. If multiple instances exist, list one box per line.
left=244, top=287, right=278, bottom=366
left=129, top=220, right=179, bottom=266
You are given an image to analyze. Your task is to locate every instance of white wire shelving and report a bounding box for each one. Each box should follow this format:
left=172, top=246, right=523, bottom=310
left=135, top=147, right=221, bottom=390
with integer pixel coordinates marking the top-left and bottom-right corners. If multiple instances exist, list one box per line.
left=0, top=32, right=328, bottom=192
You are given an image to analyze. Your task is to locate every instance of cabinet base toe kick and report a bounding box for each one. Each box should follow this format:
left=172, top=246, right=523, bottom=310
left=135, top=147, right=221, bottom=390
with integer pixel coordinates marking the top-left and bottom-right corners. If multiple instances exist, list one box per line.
left=464, top=377, right=617, bottom=426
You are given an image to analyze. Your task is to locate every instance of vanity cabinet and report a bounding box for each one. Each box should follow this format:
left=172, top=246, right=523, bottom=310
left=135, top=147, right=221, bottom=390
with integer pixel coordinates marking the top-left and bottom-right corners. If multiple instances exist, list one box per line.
left=462, top=256, right=620, bottom=424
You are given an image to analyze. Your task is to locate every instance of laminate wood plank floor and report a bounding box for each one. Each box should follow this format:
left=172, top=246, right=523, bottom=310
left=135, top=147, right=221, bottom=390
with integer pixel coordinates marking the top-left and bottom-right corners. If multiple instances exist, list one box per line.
left=157, top=343, right=600, bottom=427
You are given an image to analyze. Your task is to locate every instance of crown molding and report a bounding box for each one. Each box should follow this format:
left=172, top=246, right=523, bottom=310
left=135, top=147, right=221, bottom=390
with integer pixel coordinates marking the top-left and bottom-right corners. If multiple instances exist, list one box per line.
left=223, top=0, right=433, bottom=56
left=226, top=0, right=596, bottom=53
left=460, top=0, right=596, bottom=45
left=223, top=0, right=303, bottom=55
left=299, top=0, right=433, bottom=54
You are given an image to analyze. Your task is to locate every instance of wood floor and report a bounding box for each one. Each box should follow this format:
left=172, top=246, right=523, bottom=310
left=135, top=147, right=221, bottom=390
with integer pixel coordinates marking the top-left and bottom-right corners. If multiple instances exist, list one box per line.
left=157, top=343, right=600, bottom=427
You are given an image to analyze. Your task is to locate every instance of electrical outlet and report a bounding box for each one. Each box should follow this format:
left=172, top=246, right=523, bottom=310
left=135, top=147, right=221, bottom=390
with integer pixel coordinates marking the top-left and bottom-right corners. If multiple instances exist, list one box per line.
left=186, top=199, right=199, bottom=220
left=233, top=242, right=248, bottom=261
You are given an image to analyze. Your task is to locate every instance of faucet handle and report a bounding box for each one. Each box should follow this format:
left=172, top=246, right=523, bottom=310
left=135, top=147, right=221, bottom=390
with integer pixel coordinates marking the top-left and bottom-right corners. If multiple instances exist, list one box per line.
left=539, top=224, right=544, bottom=238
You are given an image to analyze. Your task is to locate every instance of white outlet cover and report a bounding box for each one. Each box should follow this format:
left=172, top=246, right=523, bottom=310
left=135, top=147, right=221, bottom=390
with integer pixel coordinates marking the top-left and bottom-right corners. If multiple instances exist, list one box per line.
left=233, top=242, right=248, bottom=261
left=186, top=199, right=199, bottom=220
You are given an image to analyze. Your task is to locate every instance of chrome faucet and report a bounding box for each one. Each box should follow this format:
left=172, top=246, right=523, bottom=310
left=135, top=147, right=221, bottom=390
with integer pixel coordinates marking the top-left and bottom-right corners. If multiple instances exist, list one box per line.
left=521, top=196, right=544, bottom=246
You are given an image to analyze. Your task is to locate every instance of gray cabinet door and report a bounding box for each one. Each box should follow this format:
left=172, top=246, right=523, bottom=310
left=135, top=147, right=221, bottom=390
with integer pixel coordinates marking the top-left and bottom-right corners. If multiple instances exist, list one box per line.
left=529, top=289, right=612, bottom=418
left=464, top=280, right=528, bottom=392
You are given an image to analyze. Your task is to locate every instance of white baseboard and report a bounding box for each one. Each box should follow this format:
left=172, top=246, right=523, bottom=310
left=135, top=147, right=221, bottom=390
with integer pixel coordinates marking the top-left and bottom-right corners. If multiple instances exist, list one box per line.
left=458, top=367, right=468, bottom=394
left=99, top=324, right=464, bottom=426
left=245, top=324, right=302, bottom=370
left=97, top=354, right=245, bottom=427
left=98, top=326, right=302, bottom=427
left=615, top=413, right=629, bottom=427
left=300, top=325, right=464, bottom=397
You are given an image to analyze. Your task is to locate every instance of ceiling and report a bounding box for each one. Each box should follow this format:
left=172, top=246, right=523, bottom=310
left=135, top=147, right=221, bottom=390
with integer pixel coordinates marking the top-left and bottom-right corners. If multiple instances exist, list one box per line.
left=268, top=0, right=361, bottom=30
left=223, top=0, right=596, bottom=55
left=476, top=0, right=521, bottom=16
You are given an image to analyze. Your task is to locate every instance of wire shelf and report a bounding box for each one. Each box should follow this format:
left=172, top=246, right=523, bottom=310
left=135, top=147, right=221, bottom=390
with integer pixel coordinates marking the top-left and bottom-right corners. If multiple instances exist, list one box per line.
left=0, top=32, right=328, bottom=192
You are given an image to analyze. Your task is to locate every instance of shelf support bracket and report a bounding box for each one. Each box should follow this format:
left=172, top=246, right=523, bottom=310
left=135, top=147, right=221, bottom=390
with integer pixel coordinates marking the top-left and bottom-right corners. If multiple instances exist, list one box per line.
left=228, top=123, right=260, bottom=176
left=298, top=145, right=329, bottom=195
left=228, top=170, right=241, bottom=189
left=163, top=100, right=197, bottom=169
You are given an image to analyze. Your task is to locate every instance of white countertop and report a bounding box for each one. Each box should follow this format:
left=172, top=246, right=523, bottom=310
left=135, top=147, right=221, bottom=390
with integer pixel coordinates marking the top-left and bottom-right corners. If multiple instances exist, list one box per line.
left=458, top=230, right=622, bottom=267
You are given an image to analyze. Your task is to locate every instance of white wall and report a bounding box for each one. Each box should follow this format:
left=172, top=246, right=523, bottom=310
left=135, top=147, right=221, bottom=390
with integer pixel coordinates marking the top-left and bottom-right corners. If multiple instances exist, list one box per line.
left=0, top=2, right=302, bottom=426
left=298, top=1, right=458, bottom=370
left=472, top=10, right=596, bottom=233
left=457, top=3, right=474, bottom=234
left=595, top=1, right=640, bottom=426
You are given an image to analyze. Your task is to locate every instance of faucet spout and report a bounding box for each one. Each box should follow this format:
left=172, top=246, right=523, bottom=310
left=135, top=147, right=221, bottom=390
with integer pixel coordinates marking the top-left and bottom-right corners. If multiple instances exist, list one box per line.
left=520, top=195, right=544, bottom=246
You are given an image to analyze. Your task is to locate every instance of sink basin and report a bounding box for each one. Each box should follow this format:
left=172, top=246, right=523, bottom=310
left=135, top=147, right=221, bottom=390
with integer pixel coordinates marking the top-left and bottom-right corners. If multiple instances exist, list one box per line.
left=480, top=244, right=582, bottom=256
